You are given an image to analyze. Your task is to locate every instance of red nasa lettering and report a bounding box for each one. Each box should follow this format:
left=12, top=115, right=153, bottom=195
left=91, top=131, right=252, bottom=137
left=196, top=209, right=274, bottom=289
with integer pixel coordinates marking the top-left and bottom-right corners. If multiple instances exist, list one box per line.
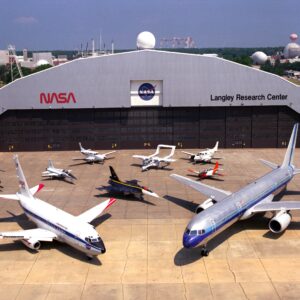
left=40, top=92, right=77, bottom=104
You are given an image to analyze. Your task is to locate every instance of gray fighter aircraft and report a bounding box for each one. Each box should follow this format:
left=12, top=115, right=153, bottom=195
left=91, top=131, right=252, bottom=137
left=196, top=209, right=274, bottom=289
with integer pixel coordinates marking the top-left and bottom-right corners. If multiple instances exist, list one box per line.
left=171, top=123, right=300, bottom=256
left=42, top=160, right=77, bottom=182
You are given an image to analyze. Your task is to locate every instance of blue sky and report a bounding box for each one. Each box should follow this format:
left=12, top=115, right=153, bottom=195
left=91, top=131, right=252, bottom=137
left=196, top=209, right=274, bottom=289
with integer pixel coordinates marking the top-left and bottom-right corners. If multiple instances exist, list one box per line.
left=0, top=0, right=299, bottom=50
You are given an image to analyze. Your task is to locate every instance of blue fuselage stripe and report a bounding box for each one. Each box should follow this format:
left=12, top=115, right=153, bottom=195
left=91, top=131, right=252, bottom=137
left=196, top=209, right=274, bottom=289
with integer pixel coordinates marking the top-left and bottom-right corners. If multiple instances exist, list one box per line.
left=21, top=205, right=101, bottom=252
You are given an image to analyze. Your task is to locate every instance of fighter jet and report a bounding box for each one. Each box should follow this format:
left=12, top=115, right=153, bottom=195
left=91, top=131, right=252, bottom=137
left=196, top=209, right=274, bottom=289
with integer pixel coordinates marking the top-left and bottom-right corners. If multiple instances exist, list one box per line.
left=171, top=124, right=300, bottom=256
left=0, top=155, right=116, bottom=258
left=98, top=166, right=159, bottom=199
left=188, top=161, right=224, bottom=180
left=133, top=144, right=176, bottom=171
left=42, top=160, right=77, bottom=182
left=73, top=143, right=116, bottom=164
left=182, top=141, right=219, bottom=163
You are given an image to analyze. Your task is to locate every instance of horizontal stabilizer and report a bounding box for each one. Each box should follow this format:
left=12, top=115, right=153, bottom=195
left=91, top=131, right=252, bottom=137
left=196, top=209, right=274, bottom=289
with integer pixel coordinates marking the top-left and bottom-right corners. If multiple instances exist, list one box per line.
left=77, top=198, right=116, bottom=223
left=0, top=194, right=19, bottom=200
left=259, top=159, right=279, bottom=170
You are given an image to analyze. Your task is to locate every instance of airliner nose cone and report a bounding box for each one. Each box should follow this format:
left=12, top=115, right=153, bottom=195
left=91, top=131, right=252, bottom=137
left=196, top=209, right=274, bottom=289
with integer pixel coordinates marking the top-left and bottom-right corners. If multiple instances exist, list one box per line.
left=183, top=233, right=193, bottom=248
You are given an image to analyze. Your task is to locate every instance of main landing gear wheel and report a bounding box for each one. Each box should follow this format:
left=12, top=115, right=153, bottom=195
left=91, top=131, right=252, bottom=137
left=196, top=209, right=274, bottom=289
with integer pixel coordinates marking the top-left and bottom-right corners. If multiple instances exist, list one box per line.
left=201, top=247, right=209, bottom=257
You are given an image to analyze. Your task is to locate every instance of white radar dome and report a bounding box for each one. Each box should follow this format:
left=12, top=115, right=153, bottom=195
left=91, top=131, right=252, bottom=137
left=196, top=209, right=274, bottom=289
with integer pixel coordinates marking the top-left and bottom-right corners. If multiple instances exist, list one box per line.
left=36, top=59, right=49, bottom=67
left=251, top=51, right=268, bottom=65
left=283, top=43, right=300, bottom=59
left=290, top=33, right=298, bottom=42
left=136, top=31, right=156, bottom=49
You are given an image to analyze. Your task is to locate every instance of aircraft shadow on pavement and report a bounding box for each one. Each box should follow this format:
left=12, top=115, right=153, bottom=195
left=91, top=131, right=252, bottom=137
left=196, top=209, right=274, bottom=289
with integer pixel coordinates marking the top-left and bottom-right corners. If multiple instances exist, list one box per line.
left=186, top=174, right=224, bottom=182
left=95, top=191, right=155, bottom=206
left=163, top=195, right=198, bottom=213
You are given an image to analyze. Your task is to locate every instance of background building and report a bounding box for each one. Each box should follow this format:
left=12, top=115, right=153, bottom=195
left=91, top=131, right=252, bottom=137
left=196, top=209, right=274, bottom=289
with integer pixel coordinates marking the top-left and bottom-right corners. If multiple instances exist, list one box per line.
left=0, top=39, right=299, bottom=151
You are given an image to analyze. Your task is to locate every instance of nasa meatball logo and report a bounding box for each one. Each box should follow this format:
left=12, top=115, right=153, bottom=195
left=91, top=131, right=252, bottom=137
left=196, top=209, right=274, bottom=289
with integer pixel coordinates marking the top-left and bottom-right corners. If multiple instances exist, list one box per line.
left=138, top=83, right=155, bottom=101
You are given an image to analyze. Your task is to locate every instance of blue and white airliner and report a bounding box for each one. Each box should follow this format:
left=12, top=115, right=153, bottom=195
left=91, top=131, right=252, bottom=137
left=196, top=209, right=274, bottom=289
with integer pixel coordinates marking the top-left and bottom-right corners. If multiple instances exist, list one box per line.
left=0, top=155, right=116, bottom=258
left=171, top=124, right=300, bottom=256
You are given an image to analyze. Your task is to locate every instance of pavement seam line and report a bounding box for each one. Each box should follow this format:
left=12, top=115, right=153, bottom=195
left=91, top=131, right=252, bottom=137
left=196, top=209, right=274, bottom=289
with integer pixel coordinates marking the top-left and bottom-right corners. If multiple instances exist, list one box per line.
left=226, top=240, right=237, bottom=283
left=121, top=225, right=131, bottom=299
left=202, top=257, right=213, bottom=298
left=80, top=259, right=90, bottom=299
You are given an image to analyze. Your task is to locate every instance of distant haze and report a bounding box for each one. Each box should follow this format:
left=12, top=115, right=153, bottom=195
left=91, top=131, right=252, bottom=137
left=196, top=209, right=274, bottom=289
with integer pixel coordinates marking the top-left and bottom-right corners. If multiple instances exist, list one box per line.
left=0, top=0, right=299, bottom=50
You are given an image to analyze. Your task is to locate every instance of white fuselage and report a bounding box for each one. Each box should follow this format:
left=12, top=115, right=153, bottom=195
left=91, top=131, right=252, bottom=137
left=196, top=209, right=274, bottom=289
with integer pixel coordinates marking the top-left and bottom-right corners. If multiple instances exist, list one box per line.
left=18, top=195, right=104, bottom=256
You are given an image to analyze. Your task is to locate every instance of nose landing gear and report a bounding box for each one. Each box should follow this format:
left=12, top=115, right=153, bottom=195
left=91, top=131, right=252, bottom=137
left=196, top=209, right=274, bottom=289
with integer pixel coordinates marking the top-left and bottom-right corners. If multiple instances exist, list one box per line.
left=201, top=246, right=209, bottom=257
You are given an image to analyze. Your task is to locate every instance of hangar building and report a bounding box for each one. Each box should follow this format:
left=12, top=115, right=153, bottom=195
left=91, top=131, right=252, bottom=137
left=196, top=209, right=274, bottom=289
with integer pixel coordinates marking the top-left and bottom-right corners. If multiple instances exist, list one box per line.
left=0, top=49, right=299, bottom=151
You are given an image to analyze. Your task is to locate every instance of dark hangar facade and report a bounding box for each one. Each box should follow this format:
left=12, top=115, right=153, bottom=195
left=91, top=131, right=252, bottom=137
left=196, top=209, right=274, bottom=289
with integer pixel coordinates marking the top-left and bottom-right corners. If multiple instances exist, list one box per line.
left=0, top=50, right=299, bottom=151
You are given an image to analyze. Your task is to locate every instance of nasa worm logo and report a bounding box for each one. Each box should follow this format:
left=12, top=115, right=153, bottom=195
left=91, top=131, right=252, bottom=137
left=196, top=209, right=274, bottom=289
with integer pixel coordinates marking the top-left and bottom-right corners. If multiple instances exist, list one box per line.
left=138, top=83, right=155, bottom=101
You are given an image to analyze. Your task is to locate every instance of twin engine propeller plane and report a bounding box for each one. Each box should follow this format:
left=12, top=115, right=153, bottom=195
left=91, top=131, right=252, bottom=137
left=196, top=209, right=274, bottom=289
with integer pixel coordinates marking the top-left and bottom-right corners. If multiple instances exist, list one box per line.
left=133, top=144, right=176, bottom=171
left=73, top=142, right=116, bottom=164
left=182, top=141, right=219, bottom=163
left=42, top=160, right=77, bottom=182
left=171, top=124, right=300, bottom=256
left=0, top=155, right=116, bottom=258
left=188, top=161, right=224, bottom=180
left=98, top=166, right=159, bottom=200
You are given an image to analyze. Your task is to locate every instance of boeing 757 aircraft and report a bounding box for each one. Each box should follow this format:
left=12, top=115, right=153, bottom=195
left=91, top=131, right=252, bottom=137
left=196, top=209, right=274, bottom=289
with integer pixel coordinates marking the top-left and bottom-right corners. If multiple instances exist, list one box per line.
left=171, top=124, right=300, bottom=256
left=0, top=156, right=116, bottom=258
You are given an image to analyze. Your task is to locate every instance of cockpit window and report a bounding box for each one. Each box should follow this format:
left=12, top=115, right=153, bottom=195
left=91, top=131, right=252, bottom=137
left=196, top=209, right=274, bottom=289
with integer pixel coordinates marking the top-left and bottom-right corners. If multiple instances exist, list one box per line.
left=190, top=230, right=197, bottom=235
left=185, top=228, right=205, bottom=236
left=198, top=229, right=205, bottom=235
left=185, top=228, right=190, bottom=235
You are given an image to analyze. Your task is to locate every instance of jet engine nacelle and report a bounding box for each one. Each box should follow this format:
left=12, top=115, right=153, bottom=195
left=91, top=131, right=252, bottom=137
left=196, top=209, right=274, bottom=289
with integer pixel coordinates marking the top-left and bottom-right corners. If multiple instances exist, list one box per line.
left=21, top=238, right=41, bottom=250
left=269, top=211, right=292, bottom=233
left=195, top=198, right=216, bottom=214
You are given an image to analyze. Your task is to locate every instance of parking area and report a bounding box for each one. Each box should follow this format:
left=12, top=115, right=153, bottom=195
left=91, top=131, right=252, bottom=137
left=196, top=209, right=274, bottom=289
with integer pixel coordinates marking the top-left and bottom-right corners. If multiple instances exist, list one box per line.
left=1, top=148, right=300, bottom=299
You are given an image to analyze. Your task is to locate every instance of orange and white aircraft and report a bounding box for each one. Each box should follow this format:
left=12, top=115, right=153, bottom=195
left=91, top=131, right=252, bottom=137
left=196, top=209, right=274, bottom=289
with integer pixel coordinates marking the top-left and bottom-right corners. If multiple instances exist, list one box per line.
left=188, top=161, right=224, bottom=180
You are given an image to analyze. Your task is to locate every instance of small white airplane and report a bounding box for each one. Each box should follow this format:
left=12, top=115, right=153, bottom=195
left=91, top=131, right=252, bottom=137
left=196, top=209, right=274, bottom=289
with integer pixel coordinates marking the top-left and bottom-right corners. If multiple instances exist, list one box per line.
left=133, top=144, right=176, bottom=171
left=0, top=155, right=116, bottom=258
left=42, top=160, right=77, bottom=182
left=182, top=141, right=219, bottom=163
left=188, top=161, right=224, bottom=180
left=73, top=143, right=116, bottom=164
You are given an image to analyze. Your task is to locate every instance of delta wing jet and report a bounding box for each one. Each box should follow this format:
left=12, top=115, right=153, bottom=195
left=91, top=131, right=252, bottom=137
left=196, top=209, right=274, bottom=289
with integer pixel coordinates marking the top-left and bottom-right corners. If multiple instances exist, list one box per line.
left=73, top=143, right=116, bottom=164
left=133, top=144, right=176, bottom=171
left=171, top=124, right=300, bottom=256
left=182, top=141, right=219, bottom=163
left=98, top=166, right=159, bottom=199
left=42, top=160, right=77, bottom=182
left=0, top=155, right=116, bottom=258
left=188, top=161, right=224, bottom=180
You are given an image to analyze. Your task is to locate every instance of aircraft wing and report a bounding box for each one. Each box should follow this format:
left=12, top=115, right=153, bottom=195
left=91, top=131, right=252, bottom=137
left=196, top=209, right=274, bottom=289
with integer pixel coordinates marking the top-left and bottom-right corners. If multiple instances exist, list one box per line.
left=42, top=171, right=58, bottom=177
left=170, top=174, right=231, bottom=202
left=182, top=151, right=195, bottom=156
left=132, top=155, right=148, bottom=160
left=251, top=201, right=300, bottom=213
left=77, top=198, right=116, bottom=223
left=102, top=151, right=116, bottom=157
left=0, top=228, right=57, bottom=242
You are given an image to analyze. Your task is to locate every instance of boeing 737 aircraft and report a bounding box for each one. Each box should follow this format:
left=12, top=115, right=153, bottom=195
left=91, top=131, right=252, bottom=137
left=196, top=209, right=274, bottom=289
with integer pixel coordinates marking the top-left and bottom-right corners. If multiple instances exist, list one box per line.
left=171, top=124, right=300, bottom=256
left=0, top=156, right=116, bottom=258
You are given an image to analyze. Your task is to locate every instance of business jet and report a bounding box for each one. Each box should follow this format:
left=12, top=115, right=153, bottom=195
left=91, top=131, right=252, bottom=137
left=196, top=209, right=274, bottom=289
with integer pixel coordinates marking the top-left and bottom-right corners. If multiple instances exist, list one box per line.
left=182, top=141, right=219, bottom=163
left=98, top=166, right=159, bottom=199
left=73, top=143, right=116, bottom=164
left=133, top=144, right=176, bottom=171
left=0, top=155, right=116, bottom=258
left=188, top=161, right=224, bottom=180
left=42, top=160, right=77, bottom=182
left=171, top=124, right=300, bottom=256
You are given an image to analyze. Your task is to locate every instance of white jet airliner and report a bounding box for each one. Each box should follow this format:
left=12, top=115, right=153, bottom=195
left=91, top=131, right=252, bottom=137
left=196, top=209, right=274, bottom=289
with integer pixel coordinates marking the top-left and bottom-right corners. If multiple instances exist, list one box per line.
left=172, top=124, right=300, bottom=256
left=0, top=155, right=116, bottom=258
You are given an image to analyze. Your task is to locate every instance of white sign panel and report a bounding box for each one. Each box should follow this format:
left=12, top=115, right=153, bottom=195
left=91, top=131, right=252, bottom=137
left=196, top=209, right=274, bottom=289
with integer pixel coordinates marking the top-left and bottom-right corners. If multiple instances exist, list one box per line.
left=130, top=80, right=162, bottom=106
